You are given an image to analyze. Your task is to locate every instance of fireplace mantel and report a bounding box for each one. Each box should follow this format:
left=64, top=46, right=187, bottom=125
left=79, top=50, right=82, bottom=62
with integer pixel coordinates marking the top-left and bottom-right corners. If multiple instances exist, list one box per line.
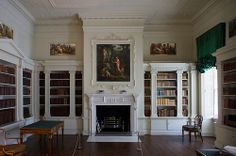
left=86, top=93, right=139, bottom=142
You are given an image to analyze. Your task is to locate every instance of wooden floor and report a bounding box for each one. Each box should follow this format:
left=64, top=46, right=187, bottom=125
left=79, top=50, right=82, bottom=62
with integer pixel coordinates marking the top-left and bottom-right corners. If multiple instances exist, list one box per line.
left=25, top=135, right=216, bottom=156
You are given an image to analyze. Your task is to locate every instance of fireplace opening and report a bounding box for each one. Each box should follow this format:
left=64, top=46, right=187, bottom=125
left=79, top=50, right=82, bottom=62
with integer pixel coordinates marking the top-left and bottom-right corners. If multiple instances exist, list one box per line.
left=96, top=106, right=130, bottom=135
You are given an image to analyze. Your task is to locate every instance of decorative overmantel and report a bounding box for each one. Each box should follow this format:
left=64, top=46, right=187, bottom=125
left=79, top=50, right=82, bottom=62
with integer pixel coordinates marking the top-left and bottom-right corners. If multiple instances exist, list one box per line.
left=86, top=93, right=139, bottom=140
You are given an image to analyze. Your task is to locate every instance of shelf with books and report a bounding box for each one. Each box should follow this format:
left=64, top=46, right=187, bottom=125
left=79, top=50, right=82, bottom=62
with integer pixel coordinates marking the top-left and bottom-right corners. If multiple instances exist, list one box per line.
left=156, top=72, right=177, bottom=117
left=144, top=71, right=151, bottom=117
left=0, top=60, right=16, bottom=125
left=50, top=71, right=70, bottom=117
left=222, top=58, right=236, bottom=127
left=39, top=71, right=45, bottom=116
left=23, top=68, right=32, bottom=118
left=182, top=71, right=189, bottom=117
left=75, top=71, right=82, bottom=116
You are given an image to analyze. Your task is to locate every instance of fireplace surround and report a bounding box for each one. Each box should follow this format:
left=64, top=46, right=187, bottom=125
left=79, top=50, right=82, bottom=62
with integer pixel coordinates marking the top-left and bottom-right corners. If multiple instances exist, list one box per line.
left=87, top=93, right=139, bottom=142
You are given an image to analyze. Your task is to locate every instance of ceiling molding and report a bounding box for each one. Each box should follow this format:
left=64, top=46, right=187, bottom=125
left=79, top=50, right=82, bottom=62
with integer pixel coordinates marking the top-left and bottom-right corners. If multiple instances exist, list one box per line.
left=35, top=15, right=82, bottom=25
left=191, top=0, right=218, bottom=24
left=9, top=0, right=35, bottom=24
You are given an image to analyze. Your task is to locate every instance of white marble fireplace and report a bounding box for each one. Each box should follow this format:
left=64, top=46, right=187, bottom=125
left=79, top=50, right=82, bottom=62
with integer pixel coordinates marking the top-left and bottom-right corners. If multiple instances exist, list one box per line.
left=87, top=93, right=139, bottom=142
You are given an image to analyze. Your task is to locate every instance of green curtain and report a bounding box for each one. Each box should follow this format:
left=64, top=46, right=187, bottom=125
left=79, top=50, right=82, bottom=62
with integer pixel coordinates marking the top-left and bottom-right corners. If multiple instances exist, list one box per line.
left=196, top=23, right=225, bottom=73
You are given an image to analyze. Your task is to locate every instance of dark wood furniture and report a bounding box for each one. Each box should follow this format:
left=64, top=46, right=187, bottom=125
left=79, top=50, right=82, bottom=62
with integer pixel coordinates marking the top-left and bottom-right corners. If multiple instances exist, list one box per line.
left=182, top=115, right=203, bottom=142
left=20, top=120, right=64, bottom=156
left=195, top=148, right=234, bottom=156
left=0, top=144, right=26, bottom=156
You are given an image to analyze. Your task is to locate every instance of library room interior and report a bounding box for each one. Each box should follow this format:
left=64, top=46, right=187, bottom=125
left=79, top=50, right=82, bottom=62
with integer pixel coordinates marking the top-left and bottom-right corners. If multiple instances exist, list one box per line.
left=0, top=0, right=236, bottom=156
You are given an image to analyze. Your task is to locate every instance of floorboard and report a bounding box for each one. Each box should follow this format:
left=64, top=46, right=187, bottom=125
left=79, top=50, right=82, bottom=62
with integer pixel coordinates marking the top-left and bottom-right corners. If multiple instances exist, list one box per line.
left=24, top=135, right=216, bottom=156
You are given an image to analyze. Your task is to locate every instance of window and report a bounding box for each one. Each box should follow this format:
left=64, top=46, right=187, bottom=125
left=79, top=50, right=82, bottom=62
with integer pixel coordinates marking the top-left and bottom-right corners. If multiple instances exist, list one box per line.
left=201, top=67, right=218, bottom=119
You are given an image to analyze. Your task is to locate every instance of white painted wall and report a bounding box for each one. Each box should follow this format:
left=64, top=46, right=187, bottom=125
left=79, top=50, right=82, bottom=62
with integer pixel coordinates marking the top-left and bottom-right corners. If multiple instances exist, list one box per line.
left=33, top=19, right=83, bottom=61
left=82, top=19, right=144, bottom=134
left=143, top=25, right=194, bottom=62
left=0, top=0, right=34, bottom=58
left=193, top=0, right=236, bottom=137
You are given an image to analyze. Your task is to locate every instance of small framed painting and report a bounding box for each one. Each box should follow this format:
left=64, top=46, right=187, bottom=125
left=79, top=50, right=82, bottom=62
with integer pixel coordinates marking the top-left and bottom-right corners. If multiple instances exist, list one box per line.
left=229, top=17, right=236, bottom=38
left=50, top=43, right=76, bottom=55
left=150, top=43, right=176, bottom=55
left=0, top=22, right=13, bottom=39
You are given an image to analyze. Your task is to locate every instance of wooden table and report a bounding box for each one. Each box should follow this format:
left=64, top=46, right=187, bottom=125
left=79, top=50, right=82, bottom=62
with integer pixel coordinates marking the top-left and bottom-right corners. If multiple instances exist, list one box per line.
left=20, top=120, right=64, bottom=156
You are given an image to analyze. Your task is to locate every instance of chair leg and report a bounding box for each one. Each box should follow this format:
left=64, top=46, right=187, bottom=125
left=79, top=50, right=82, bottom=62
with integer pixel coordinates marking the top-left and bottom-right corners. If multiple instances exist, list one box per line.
left=182, top=129, right=184, bottom=142
left=194, top=132, right=197, bottom=140
left=189, top=131, right=191, bottom=142
left=199, top=132, right=203, bottom=142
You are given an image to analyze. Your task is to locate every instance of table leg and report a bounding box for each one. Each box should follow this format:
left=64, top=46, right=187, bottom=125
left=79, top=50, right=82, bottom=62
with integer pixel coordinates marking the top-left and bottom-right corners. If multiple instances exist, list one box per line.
left=48, top=134, right=53, bottom=156
left=62, top=126, right=64, bottom=143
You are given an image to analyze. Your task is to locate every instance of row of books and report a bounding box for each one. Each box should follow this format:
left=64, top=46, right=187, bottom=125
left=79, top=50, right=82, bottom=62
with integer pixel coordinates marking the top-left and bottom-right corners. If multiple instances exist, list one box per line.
left=0, top=73, right=15, bottom=84
left=157, top=81, right=176, bottom=86
left=50, top=73, right=70, bottom=79
left=145, top=110, right=151, bottom=116
left=50, top=97, right=70, bottom=104
left=224, top=74, right=236, bottom=82
left=144, top=80, right=151, bottom=86
left=76, top=97, right=82, bottom=104
left=144, top=97, right=151, bottom=103
left=50, top=80, right=70, bottom=86
left=39, top=72, right=45, bottom=79
left=76, top=80, right=82, bottom=86
left=182, top=109, right=188, bottom=116
left=76, top=107, right=82, bottom=116
left=0, top=87, right=16, bottom=95
left=223, top=87, right=236, bottom=95
left=182, top=90, right=188, bottom=96
left=23, top=98, right=31, bottom=105
left=224, top=99, right=236, bottom=109
left=23, top=79, right=31, bottom=86
left=75, top=72, right=82, bottom=79
left=156, top=98, right=176, bottom=105
left=0, top=99, right=15, bottom=108
left=0, top=109, right=15, bottom=126
left=157, top=89, right=176, bottom=96
left=182, top=97, right=188, bottom=105
left=157, top=73, right=176, bottom=79
left=158, top=109, right=176, bottom=116
left=23, top=88, right=30, bottom=95
left=40, top=80, right=45, bottom=86
left=23, top=71, right=31, bottom=78
left=0, top=65, right=15, bottom=75
left=23, top=107, right=31, bottom=118
left=182, top=73, right=188, bottom=79
left=182, top=81, right=188, bottom=86
left=50, top=88, right=70, bottom=95
left=40, top=88, right=45, bottom=95
left=50, top=106, right=70, bottom=116
left=223, top=61, right=236, bottom=71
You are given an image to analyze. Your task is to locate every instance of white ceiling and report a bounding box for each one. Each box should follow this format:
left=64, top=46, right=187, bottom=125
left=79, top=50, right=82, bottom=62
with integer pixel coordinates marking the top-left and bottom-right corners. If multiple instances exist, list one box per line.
left=17, top=0, right=215, bottom=24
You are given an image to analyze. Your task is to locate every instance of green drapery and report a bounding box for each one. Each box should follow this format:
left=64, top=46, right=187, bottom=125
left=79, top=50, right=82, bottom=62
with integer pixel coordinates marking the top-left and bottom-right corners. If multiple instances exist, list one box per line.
left=196, top=23, right=225, bottom=73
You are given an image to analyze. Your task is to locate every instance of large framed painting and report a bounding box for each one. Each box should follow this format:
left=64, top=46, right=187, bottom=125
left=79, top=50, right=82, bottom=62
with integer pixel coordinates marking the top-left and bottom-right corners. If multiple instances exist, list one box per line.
left=150, top=43, right=176, bottom=55
left=0, top=22, right=13, bottom=39
left=91, top=39, right=135, bottom=88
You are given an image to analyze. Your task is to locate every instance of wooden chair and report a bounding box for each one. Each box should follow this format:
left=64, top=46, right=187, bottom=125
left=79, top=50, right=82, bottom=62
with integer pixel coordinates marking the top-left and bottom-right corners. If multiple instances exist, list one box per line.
left=182, top=115, right=203, bottom=142
left=0, top=144, right=26, bottom=156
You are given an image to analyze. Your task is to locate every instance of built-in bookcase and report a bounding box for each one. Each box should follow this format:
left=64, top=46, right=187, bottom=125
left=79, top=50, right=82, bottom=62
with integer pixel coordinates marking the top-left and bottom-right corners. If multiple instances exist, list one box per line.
left=23, top=68, right=32, bottom=118
left=75, top=71, right=82, bottom=116
left=144, top=71, right=151, bottom=117
left=50, top=71, right=70, bottom=116
left=182, top=71, right=189, bottom=117
left=39, top=71, right=45, bottom=116
left=222, top=58, right=236, bottom=127
left=0, top=60, right=16, bottom=125
left=156, top=72, right=177, bottom=117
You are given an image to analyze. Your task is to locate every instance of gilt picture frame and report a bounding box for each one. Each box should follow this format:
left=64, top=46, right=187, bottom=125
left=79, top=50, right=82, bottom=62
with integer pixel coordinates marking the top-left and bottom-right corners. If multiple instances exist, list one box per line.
left=150, top=42, right=176, bottom=55
left=91, top=39, right=135, bottom=89
left=50, top=43, right=76, bottom=55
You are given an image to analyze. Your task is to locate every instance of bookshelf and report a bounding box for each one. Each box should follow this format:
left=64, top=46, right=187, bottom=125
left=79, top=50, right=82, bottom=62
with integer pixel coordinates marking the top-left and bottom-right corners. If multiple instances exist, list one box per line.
left=0, top=59, right=16, bottom=125
left=23, top=68, right=32, bottom=118
left=75, top=71, right=82, bottom=116
left=39, top=71, right=45, bottom=116
left=222, top=58, right=236, bottom=127
left=50, top=71, right=70, bottom=116
left=156, top=72, right=177, bottom=117
left=144, top=71, right=151, bottom=117
left=182, top=72, right=189, bottom=117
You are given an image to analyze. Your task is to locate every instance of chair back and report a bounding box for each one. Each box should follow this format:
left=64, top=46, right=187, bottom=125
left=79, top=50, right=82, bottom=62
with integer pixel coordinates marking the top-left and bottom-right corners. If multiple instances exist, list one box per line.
left=194, top=115, right=203, bottom=131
